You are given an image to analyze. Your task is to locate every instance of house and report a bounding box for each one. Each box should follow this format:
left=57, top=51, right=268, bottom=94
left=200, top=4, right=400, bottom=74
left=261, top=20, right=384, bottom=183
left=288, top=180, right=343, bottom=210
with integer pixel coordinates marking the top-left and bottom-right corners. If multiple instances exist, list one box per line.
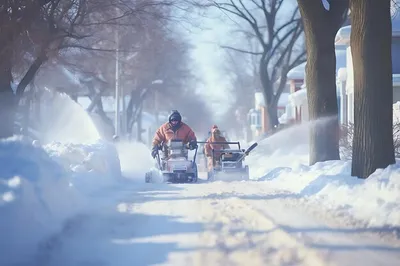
left=282, top=14, right=400, bottom=125
left=283, top=46, right=347, bottom=124
left=335, top=17, right=400, bottom=125
left=247, top=88, right=290, bottom=139
left=286, top=62, right=306, bottom=122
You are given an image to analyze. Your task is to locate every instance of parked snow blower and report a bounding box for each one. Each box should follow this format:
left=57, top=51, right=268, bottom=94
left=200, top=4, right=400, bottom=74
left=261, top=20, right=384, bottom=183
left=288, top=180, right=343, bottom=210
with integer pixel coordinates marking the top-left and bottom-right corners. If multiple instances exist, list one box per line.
left=197, top=141, right=258, bottom=181
left=145, top=139, right=198, bottom=183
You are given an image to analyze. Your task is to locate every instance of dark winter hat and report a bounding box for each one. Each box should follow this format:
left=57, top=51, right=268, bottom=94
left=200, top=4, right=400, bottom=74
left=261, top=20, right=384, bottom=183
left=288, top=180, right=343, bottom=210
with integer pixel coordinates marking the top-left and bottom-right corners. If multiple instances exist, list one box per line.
left=169, top=110, right=182, bottom=123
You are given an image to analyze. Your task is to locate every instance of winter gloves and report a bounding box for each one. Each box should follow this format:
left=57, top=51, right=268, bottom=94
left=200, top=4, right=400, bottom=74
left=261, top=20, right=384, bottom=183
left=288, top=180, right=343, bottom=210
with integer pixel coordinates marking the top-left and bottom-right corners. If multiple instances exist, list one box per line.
left=188, top=140, right=198, bottom=150
left=151, top=145, right=159, bottom=158
left=151, top=140, right=197, bottom=159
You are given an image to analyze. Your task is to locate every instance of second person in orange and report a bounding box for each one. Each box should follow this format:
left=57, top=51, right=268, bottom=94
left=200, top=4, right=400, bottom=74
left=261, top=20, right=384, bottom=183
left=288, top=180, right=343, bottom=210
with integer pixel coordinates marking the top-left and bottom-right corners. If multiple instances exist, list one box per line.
left=204, top=125, right=230, bottom=171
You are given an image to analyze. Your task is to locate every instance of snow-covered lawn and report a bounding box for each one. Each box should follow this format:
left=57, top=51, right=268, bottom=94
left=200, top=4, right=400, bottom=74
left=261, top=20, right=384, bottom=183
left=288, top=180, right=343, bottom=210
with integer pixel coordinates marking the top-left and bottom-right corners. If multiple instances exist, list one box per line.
left=247, top=122, right=400, bottom=228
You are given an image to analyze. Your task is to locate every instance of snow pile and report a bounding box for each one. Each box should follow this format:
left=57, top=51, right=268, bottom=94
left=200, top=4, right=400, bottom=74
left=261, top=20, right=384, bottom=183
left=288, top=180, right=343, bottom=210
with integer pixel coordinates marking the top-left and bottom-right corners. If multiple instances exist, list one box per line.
left=248, top=120, right=400, bottom=228
left=393, top=101, right=400, bottom=123
left=0, top=137, right=86, bottom=265
left=44, top=139, right=122, bottom=193
left=31, top=88, right=122, bottom=192
left=0, top=136, right=122, bottom=266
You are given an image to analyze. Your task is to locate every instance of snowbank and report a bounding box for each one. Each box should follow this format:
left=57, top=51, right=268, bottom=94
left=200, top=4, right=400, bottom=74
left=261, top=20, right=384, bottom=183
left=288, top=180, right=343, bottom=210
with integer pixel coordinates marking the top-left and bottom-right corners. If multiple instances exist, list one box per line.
left=0, top=136, right=122, bottom=265
left=44, top=140, right=122, bottom=193
left=393, top=101, right=400, bottom=123
left=247, top=121, right=400, bottom=228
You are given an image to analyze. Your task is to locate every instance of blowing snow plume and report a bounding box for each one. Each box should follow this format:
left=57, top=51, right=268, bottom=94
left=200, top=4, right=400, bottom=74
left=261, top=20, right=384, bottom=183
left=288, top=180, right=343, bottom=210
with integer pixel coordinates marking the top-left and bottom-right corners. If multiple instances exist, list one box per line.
left=39, top=90, right=101, bottom=144
left=115, top=141, right=155, bottom=181
left=247, top=117, right=337, bottom=178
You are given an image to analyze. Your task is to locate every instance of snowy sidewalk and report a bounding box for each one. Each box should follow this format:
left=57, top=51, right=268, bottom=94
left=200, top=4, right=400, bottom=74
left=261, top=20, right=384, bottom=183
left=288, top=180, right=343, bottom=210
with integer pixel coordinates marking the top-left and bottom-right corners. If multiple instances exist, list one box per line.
left=41, top=181, right=400, bottom=266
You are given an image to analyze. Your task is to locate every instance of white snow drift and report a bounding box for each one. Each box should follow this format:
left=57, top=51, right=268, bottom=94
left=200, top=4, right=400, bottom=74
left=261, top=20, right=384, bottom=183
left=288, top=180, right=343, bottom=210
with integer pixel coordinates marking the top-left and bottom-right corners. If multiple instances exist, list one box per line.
left=0, top=136, right=122, bottom=266
left=247, top=121, right=400, bottom=228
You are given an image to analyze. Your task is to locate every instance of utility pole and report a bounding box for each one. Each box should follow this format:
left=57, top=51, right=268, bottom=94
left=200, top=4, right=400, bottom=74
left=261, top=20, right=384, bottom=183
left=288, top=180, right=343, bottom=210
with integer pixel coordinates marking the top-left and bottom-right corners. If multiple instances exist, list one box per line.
left=121, top=80, right=126, bottom=136
left=154, top=89, right=159, bottom=126
left=114, top=26, right=120, bottom=137
left=152, top=79, right=163, bottom=127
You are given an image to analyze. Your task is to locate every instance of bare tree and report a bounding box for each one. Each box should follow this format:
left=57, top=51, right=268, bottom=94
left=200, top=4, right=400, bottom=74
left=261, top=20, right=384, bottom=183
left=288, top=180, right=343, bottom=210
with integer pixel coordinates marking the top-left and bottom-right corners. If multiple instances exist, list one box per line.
left=0, top=0, right=176, bottom=138
left=220, top=49, right=257, bottom=134
left=224, top=48, right=258, bottom=109
left=350, top=0, right=395, bottom=178
left=296, top=0, right=348, bottom=165
left=0, top=0, right=52, bottom=138
left=200, top=0, right=305, bottom=128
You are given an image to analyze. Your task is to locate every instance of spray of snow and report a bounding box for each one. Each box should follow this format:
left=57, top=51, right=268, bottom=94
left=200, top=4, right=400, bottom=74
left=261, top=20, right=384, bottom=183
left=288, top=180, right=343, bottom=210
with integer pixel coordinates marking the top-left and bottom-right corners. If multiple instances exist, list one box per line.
left=115, top=141, right=155, bottom=182
left=247, top=117, right=314, bottom=179
left=39, top=90, right=101, bottom=144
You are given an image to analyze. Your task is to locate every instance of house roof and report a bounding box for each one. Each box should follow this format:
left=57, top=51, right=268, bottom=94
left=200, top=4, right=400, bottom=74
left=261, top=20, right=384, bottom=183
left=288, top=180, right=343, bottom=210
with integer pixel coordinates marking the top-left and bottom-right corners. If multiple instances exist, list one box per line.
left=335, top=14, right=400, bottom=45
left=286, top=49, right=346, bottom=81
left=287, top=62, right=306, bottom=80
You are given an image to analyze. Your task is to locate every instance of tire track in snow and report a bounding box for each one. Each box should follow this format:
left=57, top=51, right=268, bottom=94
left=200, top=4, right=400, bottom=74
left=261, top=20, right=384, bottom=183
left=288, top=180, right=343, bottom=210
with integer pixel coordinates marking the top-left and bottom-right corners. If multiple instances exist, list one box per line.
left=200, top=186, right=400, bottom=266
left=114, top=184, right=329, bottom=266
left=23, top=180, right=399, bottom=266
left=194, top=195, right=330, bottom=266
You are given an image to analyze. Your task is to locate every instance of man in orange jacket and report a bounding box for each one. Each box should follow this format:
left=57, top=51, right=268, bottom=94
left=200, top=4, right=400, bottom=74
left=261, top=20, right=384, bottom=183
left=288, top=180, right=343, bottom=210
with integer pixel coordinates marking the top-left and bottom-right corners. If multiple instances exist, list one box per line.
left=151, top=110, right=197, bottom=158
left=204, top=125, right=230, bottom=170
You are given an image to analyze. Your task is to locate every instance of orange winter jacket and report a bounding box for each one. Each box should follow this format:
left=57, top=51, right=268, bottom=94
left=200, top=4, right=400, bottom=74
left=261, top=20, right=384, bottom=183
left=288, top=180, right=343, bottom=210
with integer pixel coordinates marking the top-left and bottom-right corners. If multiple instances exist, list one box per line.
left=204, top=136, right=230, bottom=157
left=152, top=122, right=197, bottom=146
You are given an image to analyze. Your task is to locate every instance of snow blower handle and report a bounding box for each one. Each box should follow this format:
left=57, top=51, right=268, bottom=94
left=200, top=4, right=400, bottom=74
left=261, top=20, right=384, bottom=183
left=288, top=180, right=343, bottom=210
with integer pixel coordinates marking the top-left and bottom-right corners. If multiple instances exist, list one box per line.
left=237, top=142, right=258, bottom=162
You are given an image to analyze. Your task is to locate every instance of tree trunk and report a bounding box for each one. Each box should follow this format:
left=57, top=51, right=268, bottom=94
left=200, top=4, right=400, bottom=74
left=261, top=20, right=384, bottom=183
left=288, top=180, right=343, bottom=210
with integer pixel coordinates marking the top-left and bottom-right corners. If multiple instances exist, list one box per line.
left=16, top=53, right=47, bottom=99
left=298, top=0, right=348, bottom=165
left=34, top=86, right=42, bottom=127
left=259, top=60, right=278, bottom=130
left=95, top=98, right=114, bottom=128
left=0, top=54, right=16, bottom=138
left=350, top=0, right=395, bottom=178
left=86, top=86, right=113, bottom=129
left=21, top=82, right=36, bottom=134
left=268, top=102, right=279, bottom=129
left=126, top=89, right=140, bottom=133
left=304, top=28, right=340, bottom=164
left=137, top=103, right=143, bottom=142
left=127, top=88, right=149, bottom=134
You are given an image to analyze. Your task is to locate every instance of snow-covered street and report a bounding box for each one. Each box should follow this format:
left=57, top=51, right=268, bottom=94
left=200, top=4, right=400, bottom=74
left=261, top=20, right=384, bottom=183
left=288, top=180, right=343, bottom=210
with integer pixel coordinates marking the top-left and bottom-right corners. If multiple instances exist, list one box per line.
left=2, top=119, right=400, bottom=266
left=28, top=179, right=400, bottom=266
left=31, top=179, right=399, bottom=266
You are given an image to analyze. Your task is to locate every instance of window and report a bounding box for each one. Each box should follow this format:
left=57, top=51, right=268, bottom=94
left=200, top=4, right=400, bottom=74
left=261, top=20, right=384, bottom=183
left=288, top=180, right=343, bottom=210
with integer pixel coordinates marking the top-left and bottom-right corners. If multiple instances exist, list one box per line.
left=249, top=111, right=261, bottom=128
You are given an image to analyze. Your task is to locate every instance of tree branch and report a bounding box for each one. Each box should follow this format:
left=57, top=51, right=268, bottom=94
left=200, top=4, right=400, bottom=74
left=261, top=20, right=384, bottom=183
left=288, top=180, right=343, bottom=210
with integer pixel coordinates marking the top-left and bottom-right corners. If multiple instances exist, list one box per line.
left=220, top=45, right=263, bottom=55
